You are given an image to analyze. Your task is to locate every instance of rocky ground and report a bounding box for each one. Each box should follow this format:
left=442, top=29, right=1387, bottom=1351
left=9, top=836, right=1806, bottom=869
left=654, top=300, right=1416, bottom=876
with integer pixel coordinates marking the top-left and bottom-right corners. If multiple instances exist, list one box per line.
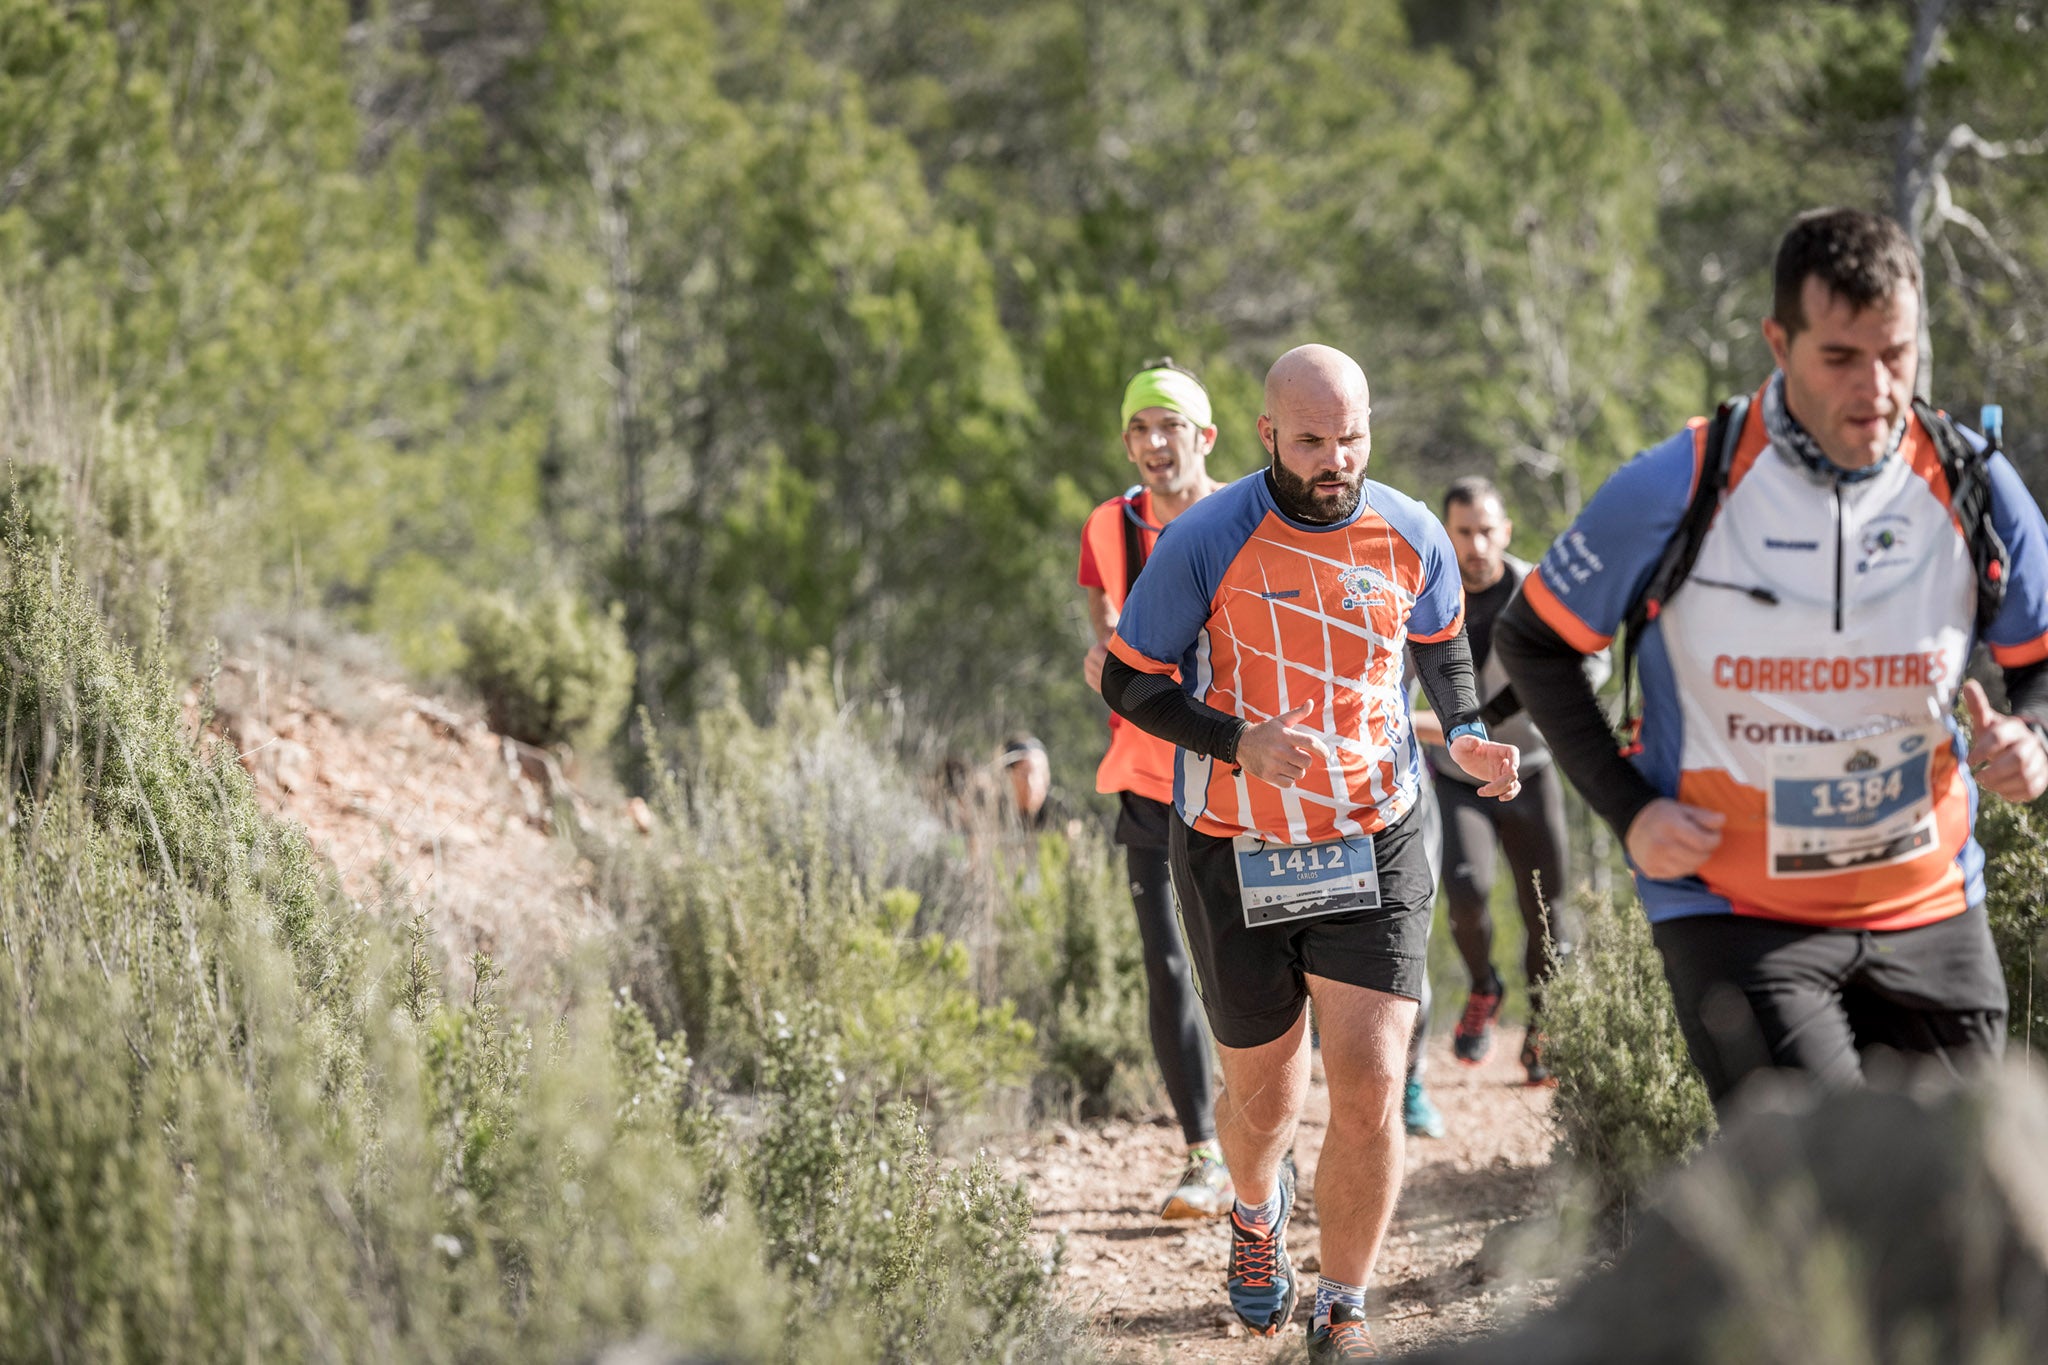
left=203, top=626, right=618, bottom=997
left=1003, top=1036, right=1565, bottom=1360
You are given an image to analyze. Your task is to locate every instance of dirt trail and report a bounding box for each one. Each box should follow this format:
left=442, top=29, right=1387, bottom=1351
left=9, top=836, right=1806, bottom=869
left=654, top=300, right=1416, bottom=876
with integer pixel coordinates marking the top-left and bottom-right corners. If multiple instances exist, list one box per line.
left=1002, top=1036, right=1562, bottom=1359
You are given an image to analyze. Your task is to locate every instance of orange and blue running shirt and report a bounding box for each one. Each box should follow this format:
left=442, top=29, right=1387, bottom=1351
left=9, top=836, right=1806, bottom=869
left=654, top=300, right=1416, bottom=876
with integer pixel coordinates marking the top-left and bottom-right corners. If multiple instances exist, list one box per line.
left=1523, top=384, right=2048, bottom=930
left=1079, top=488, right=1178, bottom=803
left=1108, top=472, right=1465, bottom=845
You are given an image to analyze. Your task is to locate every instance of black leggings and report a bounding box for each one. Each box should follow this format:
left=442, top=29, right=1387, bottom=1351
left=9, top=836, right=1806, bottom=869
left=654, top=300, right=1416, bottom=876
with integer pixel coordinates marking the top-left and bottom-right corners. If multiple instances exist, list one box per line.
left=1440, top=763, right=1574, bottom=1013
left=1126, top=841, right=1218, bottom=1145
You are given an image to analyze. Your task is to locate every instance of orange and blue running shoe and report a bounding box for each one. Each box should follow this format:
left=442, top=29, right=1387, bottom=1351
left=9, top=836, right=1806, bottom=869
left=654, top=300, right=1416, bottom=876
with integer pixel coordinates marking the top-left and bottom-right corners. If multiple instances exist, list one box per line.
left=1224, top=1157, right=1297, bottom=1335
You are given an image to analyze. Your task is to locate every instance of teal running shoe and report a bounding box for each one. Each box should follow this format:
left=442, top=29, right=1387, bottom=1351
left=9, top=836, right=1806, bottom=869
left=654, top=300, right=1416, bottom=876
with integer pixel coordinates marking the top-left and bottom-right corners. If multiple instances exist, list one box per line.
left=1402, top=1078, right=1446, bottom=1139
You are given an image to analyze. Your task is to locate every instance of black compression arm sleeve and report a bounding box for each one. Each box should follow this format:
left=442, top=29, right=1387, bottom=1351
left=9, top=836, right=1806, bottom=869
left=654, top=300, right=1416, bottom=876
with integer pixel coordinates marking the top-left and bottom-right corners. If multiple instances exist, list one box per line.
left=2004, top=658, right=2048, bottom=730
left=1101, top=652, right=1247, bottom=764
left=1411, top=631, right=1480, bottom=734
left=1494, top=589, right=1662, bottom=836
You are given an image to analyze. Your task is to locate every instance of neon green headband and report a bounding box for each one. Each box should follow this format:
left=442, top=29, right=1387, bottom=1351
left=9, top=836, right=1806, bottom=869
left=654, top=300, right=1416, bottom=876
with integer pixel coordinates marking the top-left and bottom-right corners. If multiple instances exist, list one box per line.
left=1120, top=367, right=1212, bottom=430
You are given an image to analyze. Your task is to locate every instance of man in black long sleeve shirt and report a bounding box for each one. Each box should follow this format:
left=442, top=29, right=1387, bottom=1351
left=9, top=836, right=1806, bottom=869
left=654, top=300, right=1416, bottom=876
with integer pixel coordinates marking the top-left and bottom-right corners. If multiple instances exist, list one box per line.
left=1100, top=344, right=1520, bottom=1359
left=1496, top=208, right=2048, bottom=1112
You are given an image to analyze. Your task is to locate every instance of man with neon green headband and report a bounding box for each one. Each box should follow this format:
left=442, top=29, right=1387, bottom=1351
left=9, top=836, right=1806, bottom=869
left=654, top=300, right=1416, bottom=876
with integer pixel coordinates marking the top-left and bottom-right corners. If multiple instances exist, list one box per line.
left=1078, top=358, right=1230, bottom=1218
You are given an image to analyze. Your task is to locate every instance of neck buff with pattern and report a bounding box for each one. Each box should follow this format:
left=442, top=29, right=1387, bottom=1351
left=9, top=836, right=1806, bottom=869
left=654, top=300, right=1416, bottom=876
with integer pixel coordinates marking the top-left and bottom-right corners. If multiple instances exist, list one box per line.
left=1762, top=370, right=1906, bottom=487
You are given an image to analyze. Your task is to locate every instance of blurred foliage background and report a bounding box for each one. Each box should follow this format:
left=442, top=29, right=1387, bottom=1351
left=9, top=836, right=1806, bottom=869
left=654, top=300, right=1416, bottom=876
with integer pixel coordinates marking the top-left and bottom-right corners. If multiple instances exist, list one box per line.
left=5, top=3, right=2048, bottom=1356
left=7, top=0, right=2045, bottom=788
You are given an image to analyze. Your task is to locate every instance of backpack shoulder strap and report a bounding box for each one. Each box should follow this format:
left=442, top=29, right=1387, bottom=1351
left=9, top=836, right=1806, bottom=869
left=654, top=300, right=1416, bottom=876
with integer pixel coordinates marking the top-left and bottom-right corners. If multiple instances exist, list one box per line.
left=1119, top=486, right=1149, bottom=599
left=1913, top=398, right=2009, bottom=639
left=1616, top=395, right=1749, bottom=743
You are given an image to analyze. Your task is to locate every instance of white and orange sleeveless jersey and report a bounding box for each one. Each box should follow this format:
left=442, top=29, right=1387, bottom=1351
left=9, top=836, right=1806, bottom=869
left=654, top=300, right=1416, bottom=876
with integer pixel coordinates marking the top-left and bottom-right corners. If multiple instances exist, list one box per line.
left=1525, top=382, right=2048, bottom=930
left=1108, top=471, right=1465, bottom=845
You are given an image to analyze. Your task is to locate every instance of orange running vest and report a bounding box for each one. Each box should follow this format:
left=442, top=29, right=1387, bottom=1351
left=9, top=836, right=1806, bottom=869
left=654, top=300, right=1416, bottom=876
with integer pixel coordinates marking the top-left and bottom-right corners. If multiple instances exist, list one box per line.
left=1081, top=490, right=1179, bottom=803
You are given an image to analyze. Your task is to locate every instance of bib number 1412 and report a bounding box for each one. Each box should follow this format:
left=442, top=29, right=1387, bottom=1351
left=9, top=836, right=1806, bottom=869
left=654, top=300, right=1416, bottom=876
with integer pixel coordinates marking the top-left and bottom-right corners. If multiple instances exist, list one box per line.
left=1265, top=845, right=1346, bottom=877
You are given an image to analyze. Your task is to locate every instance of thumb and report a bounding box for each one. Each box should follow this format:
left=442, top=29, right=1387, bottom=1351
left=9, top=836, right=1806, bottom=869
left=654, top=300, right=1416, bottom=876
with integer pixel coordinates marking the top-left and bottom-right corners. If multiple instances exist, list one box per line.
left=1963, top=679, right=2001, bottom=731
left=1688, top=806, right=1728, bottom=831
left=1278, top=700, right=1316, bottom=726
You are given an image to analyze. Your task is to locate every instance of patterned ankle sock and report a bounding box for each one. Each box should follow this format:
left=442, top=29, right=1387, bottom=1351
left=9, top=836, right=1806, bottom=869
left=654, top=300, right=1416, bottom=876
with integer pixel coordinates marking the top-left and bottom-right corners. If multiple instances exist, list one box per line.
left=1312, top=1275, right=1367, bottom=1330
left=1231, top=1187, right=1283, bottom=1236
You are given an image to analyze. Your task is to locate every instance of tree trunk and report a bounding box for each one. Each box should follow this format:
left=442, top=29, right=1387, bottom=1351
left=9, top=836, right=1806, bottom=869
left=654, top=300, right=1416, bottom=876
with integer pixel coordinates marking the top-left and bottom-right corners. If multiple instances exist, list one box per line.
left=596, top=137, right=657, bottom=737
left=1895, top=0, right=1951, bottom=400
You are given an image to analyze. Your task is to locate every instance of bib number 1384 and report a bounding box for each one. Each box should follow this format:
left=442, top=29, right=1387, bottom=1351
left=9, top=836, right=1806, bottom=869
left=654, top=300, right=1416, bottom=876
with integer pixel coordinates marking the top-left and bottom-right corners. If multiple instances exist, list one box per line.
left=1805, top=768, right=1905, bottom=820
left=1765, top=724, right=1940, bottom=878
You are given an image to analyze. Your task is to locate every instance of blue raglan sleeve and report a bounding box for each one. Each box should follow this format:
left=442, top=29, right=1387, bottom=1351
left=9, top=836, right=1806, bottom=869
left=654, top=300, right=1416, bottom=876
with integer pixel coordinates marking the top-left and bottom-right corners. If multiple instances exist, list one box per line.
left=1107, top=499, right=1235, bottom=678
left=1405, top=509, right=1467, bottom=645
left=1522, top=429, right=1700, bottom=652
left=1984, top=452, right=2048, bottom=668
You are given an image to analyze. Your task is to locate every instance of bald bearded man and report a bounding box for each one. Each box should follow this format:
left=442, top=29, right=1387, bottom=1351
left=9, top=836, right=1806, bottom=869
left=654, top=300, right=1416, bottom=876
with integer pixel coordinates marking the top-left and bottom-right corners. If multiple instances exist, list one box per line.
left=1101, top=345, right=1520, bottom=1360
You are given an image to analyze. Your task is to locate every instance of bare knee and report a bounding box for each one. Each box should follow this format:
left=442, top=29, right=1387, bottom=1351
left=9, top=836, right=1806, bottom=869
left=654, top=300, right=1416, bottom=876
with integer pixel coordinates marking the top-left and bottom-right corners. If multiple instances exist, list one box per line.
left=1325, top=1055, right=1404, bottom=1130
left=1219, top=1076, right=1301, bottom=1137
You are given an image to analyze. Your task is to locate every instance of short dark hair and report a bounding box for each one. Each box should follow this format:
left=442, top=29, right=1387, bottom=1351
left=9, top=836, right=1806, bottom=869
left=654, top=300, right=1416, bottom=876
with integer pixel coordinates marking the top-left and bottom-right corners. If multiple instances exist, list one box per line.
left=1441, top=475, right=1504, bottom=519
left=1771, top=208, right=1921, bottom=338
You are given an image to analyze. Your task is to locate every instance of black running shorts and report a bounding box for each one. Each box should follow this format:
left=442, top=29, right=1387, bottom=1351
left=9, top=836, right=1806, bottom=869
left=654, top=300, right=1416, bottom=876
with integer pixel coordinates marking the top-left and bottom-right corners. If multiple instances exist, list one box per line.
left=1653, top=903, right=2007, bottom=1108
left=1114, top=791, right=1177, bottom=852
left=1168, top=805, right=1434, bottom=1049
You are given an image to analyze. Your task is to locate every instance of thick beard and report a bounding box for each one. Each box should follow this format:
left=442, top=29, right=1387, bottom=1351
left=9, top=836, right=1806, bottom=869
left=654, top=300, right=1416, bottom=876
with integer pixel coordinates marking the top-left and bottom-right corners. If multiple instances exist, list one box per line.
left=1268, top=457, right=1364, bottom=524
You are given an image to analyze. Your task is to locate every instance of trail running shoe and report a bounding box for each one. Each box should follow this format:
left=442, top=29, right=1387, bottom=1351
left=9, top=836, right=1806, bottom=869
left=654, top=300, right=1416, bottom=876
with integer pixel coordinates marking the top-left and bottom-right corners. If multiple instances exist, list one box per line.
left=1452, top=984, right=1503, bottom=1065
left=1521, top=1029, right=1556, bottom=1087
left=1308, top=1301, right=1380, bottom=1360
left=1224, top=1159, right=1297, bottom=1336
left=1159, top=1145, right=1233, bottom=1221
left=1402, top=1078, right=1446, bottom=1139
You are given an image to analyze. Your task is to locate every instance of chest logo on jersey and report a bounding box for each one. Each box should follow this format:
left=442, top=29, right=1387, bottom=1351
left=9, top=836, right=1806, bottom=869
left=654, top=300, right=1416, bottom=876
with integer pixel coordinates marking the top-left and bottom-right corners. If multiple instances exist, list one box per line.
left=1856, top=515, right=1913, bottom=574
left=1338, top=564, right=1393, bottom=613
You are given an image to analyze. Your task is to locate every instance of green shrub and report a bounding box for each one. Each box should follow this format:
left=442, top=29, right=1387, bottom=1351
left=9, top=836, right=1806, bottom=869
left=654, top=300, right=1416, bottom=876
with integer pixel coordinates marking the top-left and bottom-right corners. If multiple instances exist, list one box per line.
left=597, top=661, right=1160, bottom=1126
left=0, top=536, right=798, bottom=1362
left=1, top=321, right=219, bottom=656
left=745, top=1009, right=1086, bottom=1363
left=997, top=829, right=1156, bottom=1121
left=0, top=778, right=787, bottom=1363
left=1543, top=894, right=1715, bottom=1202
left=599, top=667, right=1039, bottom=1113
left=458, top=586, right=634, bottom=750
left=1977, top=793, right=2048, bottom=1049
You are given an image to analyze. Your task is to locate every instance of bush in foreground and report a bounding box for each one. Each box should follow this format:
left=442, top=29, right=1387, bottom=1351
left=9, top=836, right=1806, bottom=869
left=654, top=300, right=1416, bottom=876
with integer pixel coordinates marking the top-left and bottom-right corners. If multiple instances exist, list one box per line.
left=1542, top=893, right=1715, bottom=1203
left=0, top=531, right=780, bottom=1361
left=0, top=536, right=1087, bottom=1363
left=1977, top=792, right=2048, bottom=1050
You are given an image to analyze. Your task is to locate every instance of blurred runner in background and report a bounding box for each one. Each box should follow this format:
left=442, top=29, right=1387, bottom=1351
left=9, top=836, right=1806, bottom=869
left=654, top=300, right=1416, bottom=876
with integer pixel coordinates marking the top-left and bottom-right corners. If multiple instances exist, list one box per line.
left=1418, top=477, right=1607, bottom=1085
left=1079, top=359, right=1231, bottom=1219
